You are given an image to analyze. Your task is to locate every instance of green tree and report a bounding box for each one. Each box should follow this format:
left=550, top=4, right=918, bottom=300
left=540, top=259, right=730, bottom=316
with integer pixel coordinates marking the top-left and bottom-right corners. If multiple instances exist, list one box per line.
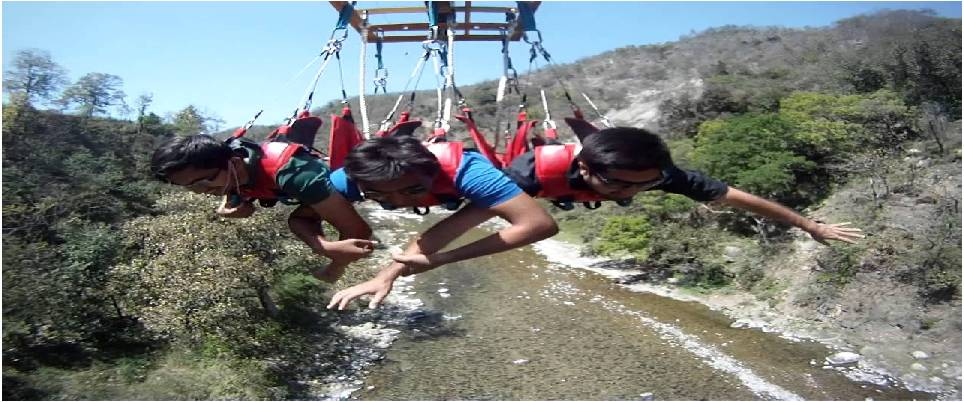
left=2, top=48, right=68, bottom=106
left=58, top=73, right=127, bottom=117
left=692, top=113, right=816, bottom=205
left=172, top=105, right=218, bottom=136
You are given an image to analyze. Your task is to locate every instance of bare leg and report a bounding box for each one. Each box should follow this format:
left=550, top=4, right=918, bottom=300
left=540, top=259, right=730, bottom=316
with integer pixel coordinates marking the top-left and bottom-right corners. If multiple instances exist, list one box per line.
left=287, top=205, right=348, bottom=283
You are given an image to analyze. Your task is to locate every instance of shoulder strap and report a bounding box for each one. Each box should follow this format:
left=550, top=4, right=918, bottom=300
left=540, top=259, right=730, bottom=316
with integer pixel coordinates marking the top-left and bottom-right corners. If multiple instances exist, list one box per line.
left=260, top=141, right=304, bottom=182
left=424, top=141, right=462, bottom=197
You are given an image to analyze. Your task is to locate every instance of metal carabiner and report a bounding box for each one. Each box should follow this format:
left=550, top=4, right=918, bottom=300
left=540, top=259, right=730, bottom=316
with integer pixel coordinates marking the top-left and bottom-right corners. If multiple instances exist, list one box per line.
left=412, top=206, right=431, bottom=216
left=373, top=68, right=389, bottom=94
left=522, top=29, right=543, bottom=45
left=552, top=200, right=575, bottom=211
left=328, top=26, right=349, bottom=47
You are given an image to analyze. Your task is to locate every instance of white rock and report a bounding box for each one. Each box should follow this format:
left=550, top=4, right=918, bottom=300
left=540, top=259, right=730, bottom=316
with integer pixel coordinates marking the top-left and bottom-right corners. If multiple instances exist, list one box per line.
left=810, top=359, right=818, bottom=366
left=666, top=277, right=680, bottom=284
left=640, top=392, right=654, bottom=401
left=730, top=319, right=752, bottom=329
left=438, top=288, right=449, bottom=293
left=929, top=376, right=944, bottom=385
left=826, top=352, right=861, bottom=365
left=512, top=359, right=529, bottom=365
left=911, top=363, right=927, bottom=371
left=911, top=351, right=930, bottom=359
left=366, top=385, right=376, bottom=390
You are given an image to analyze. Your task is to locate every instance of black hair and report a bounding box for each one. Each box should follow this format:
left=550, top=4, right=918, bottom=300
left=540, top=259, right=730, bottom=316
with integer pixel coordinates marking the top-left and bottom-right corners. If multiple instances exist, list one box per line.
left=344, top=136, right=441, bottom=183
left=150, top=134, right=233, bottom=181
left=577, top=127, right=673, bottom=173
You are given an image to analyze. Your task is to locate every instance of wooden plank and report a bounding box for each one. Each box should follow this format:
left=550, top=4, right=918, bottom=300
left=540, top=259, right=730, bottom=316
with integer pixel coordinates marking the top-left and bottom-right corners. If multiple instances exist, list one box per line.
left=369, top=23, right=431, bottom=32
left=368, top=22, right=511, bottom=32
left=361, top=7, right=428, bottom=15
left=371, top=34, right=517, bottom=43
left=452, top=6, right=515, bottom=13
left=464, top=1, right=472, bottom=36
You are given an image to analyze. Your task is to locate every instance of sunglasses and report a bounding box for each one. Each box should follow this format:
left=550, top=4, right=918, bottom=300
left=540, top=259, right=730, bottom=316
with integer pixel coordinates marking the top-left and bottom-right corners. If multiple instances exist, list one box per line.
left=592, top=170, right=663, bottom=190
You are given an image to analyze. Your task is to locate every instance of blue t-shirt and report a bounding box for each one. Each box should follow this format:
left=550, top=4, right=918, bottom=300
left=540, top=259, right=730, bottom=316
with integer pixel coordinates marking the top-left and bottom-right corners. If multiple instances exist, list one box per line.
left=329, top=151, right=522, bottom=209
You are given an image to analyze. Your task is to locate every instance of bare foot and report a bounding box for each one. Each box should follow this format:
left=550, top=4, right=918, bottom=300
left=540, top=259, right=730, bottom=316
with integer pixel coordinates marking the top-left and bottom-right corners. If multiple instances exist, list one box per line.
left=313, top=262, right=347, bottom=283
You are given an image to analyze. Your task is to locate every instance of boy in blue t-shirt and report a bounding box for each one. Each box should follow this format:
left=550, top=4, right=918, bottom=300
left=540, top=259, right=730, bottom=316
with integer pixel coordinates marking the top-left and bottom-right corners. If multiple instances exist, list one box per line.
left=327, top=135, right=558, bottom=310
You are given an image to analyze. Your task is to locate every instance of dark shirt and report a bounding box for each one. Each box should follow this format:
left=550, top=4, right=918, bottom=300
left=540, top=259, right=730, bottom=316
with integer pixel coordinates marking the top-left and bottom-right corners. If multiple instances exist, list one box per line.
left=502, top=150, right=729, bottom=202
left=274, top=150, right=335, bottom=205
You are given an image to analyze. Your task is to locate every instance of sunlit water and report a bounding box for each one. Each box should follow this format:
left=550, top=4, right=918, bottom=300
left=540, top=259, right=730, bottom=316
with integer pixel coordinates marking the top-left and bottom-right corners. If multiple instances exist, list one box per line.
left=338, top=210, right=932, bottom=401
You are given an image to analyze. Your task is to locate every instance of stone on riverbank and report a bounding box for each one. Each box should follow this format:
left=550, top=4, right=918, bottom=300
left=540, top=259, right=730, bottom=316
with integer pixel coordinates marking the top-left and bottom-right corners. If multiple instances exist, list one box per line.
left=826, top=352, right=862, bottom=365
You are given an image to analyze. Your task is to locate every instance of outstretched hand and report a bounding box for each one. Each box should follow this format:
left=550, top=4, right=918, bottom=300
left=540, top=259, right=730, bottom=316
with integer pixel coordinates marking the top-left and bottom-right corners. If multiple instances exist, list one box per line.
left=216, top=199, right=255, bottom=218
left=327, top=274, right=395, bottom=310
left=807, top=222, right=865, bottom=244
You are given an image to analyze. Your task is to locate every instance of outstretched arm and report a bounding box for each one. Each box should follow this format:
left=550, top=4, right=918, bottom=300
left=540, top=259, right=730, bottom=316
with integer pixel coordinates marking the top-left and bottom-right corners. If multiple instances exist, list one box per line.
left=717, top=186, right=864, bottom=244
left=328, top=193, right=558, bottom=309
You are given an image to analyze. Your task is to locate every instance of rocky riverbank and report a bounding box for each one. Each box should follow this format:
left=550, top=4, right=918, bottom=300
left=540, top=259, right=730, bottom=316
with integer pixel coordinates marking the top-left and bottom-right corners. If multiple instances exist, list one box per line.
left=532, top=235, right=962, bottom=400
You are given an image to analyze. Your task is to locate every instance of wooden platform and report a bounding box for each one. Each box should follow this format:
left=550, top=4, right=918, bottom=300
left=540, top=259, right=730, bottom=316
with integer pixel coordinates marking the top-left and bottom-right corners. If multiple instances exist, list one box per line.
left=329, top=1, right=541, bottom=43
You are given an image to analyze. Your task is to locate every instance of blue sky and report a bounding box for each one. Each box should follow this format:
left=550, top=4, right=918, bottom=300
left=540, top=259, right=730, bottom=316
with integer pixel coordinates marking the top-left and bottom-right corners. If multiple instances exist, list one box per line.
left=3, top=1, right=960, bottom=128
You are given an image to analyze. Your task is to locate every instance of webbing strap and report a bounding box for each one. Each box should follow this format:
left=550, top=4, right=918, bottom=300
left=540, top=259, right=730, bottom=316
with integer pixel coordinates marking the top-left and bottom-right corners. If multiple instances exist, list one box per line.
left=517, top=1, right=537, bottom=31
left=336, top=2, right=355, bottom=30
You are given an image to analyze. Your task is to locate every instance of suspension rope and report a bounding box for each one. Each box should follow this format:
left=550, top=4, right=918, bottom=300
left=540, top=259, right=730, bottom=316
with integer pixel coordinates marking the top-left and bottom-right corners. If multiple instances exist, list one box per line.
left=293, top=3, right=354, bottom=121
left=378, top=48, right=431, bottom=132
left=441, top=15, right=458, bottom=129
left=581, top=92, right=614, bottom=128
left=359, top=18, right=371, bottom=137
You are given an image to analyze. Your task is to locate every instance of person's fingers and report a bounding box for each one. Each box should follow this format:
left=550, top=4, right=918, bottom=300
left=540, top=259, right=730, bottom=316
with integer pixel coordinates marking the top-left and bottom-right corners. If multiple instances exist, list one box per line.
left=370, top=289, right=389, bottom=309
left=338, top=291, right=359, bottom=310
left=353, top=239, right=377, bottom=252
left=327, top=291, right=344, bottom=309
left=392, top=254, right=412, bottom=263
left=836, top=236, right=858, bottom=244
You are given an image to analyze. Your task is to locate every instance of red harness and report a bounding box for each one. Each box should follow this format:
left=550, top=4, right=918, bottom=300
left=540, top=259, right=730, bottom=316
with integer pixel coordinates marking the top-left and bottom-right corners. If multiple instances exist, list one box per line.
left=533, top=144, right=607, bottom=203
left=228, top=110, right=325, bottom=205
left=228, top=140, right=308, bottom=203
left=409, top=141, right=463, bottom=209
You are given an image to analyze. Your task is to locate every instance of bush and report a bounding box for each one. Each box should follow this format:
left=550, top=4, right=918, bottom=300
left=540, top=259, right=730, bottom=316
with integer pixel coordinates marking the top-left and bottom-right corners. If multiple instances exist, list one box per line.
left=593, top=215, right=653, bottom=259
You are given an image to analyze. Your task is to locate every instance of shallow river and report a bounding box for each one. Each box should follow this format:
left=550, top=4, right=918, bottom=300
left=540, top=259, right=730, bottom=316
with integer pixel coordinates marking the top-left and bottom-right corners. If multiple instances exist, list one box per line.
left=343, top=209, right=931, bottom=401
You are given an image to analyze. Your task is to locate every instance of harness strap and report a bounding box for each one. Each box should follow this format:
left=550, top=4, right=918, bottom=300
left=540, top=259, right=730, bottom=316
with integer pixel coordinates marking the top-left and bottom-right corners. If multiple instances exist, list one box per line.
left=454, top=108, right=502, bottom=168
left=329, top=107, right=364, bottom=170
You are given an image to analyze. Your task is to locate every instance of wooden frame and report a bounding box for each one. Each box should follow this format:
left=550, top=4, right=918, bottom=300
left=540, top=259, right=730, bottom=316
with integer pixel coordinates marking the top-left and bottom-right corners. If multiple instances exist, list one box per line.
left=329, top=1, right=541, bottom=43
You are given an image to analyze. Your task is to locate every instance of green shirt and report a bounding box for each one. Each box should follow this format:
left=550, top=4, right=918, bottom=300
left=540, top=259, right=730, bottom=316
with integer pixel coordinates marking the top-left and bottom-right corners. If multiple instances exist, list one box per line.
left=273, top=149, right=334, bottom=205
